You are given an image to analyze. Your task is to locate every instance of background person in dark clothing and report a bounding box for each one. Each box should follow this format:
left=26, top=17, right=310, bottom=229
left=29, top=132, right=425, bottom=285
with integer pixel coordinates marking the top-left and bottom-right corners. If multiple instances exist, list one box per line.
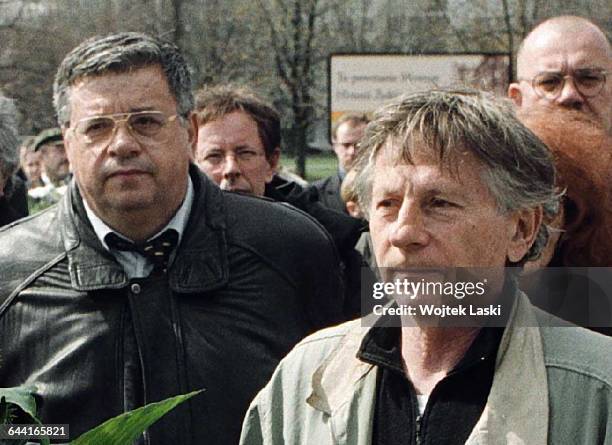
left=310, top=113, right=369, bottom=213
left=194, top=84, right=366, bottom=318
left=0, top=94, right=28, bottom=226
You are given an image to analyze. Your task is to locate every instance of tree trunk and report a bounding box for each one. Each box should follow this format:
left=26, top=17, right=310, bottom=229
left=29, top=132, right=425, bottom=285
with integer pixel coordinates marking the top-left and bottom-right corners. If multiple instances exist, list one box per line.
left=171, top=0, right=184, bottom=47
left=294, top=123, right=307, bottom=178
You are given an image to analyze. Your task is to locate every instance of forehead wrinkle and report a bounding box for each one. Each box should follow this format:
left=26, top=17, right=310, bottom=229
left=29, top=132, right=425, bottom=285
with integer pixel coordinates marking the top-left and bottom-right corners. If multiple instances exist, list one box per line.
left=518, top=24, right=611, bottom=77
left=373, top=153, right=466, bottom=197
left=379, top=132, right=469, bottom=181
left=71, top=66, right=172, bottom=105
left=374, top=142, right=494, bottom=208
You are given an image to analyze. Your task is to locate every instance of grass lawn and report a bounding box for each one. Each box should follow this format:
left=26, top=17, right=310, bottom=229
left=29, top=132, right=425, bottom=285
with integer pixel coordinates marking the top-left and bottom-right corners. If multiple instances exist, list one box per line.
left=280, top=152, right=338, bottom=182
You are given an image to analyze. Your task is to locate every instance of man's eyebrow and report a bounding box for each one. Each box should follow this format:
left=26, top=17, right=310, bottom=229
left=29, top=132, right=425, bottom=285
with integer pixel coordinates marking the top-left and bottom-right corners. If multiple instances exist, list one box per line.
left=575, top=67, right=606, bottom=72
left=129, top=106, right=157, bottom=112
left=407, top=182, right=465, bottom=198
left=423, top=188, right=445, bottom=197
left=539, top=66, right=604, bottom=73
left=421, top=187, right=465, bottom=200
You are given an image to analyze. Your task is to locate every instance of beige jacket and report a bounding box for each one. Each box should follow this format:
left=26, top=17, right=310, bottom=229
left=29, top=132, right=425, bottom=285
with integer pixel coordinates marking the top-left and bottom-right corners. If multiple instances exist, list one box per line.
left=241, top=292, right=612, bottom=444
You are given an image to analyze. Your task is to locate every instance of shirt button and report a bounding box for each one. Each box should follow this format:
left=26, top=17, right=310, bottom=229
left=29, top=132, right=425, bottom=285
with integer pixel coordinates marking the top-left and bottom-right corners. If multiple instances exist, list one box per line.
left=131, top=283, right=141, bottom=294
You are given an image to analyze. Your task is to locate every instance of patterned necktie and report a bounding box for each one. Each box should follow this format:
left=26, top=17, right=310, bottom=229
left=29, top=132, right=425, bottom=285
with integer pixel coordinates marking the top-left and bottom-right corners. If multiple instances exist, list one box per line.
left=105, top=229, right=179, bottom=276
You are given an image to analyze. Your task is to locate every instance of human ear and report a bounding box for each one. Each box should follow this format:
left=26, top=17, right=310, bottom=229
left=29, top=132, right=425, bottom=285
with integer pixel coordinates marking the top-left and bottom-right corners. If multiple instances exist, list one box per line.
left=346, top=201, right=362, bottom=218
left=187, top=113, right=199, bottom=159
left=61, top=128, right=75, bottom=164
left=507, top=207, right=543, bottom=262
left=508, top=83, right=523, bottom=106
left=265, top=148, right=281, bottom=182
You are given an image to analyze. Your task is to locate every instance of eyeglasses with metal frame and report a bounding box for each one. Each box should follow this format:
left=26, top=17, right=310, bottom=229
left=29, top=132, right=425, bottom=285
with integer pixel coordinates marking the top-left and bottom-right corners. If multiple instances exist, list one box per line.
left=68, top=111, right=179, bottom=146
left=520, top=69, right=607, bottom=100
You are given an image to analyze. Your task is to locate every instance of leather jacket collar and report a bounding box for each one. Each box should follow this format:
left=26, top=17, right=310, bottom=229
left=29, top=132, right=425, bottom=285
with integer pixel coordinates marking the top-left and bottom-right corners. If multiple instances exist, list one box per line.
left=61, top=165, right=229, bottom=293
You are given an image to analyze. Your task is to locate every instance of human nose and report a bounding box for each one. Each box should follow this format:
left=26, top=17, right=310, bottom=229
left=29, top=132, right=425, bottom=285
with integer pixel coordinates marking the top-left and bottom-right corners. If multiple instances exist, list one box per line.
left=556, top=76, right=585, bottom=108
left=107, top=118, right=141, bottom=156
left=222, top=153, right=242, bottom=178
left=389, top=201, right=430, bottom=249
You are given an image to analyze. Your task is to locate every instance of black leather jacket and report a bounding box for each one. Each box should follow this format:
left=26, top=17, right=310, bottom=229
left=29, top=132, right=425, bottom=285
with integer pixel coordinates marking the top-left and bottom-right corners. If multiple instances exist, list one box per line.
left=266, top=175, right=367, bottom=319
left=0, top=167, right=344, bottom=444
left=0, top=175, right=28, bottom=227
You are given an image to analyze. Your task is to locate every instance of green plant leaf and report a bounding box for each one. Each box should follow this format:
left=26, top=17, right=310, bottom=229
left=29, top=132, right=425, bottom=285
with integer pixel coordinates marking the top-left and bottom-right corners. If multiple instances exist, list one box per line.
left=0, top=386, right=38, bottom=421
left=71, top=390, right=203, bottom=445
left=0, top=386, right=49, bottom=445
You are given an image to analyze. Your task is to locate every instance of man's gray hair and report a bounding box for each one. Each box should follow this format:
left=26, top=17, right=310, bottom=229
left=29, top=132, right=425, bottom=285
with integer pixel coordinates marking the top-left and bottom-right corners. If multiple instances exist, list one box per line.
left=53, top=32, right=193, bottom=126
left=0, top=94, right=20, bottom=179
left=355, top=88, right=560, bottom=263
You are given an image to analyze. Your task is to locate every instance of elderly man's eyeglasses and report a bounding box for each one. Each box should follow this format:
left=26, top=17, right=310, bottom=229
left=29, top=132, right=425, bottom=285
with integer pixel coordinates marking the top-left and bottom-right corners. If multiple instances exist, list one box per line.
left=523, top=69, right=607, bottom=100
left=69, top=111, right=178, bottom=145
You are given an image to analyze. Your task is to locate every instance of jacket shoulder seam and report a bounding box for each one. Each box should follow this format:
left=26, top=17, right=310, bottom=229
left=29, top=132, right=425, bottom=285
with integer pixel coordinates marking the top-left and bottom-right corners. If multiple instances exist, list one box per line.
left=295, top=331, right=349, bottom=348
left=0, top=252, right=67, bottom=316
left=226, top=241, right=299, bottom=289
left=545, top=360, right=612, bottom=388
left=0, top=204, right=57, bottom=234
left=292, top=321, right=362, bottom=348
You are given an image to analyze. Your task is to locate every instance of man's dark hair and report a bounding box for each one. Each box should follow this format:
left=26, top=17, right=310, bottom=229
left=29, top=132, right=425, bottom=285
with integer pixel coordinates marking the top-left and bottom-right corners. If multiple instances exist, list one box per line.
left=53, top=32, right=194, bottom=126
left=194, top=85, right=280, bottom=159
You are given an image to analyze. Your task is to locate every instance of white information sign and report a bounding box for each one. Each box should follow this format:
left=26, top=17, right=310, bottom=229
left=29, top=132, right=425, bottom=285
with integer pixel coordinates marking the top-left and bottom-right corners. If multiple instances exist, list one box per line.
left=330, top=54, right=510, bottom=126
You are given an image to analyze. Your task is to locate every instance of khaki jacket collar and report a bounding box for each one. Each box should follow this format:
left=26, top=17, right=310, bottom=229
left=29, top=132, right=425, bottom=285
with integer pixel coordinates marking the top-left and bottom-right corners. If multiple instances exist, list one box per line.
left=307, top=291, right=549, bottom=445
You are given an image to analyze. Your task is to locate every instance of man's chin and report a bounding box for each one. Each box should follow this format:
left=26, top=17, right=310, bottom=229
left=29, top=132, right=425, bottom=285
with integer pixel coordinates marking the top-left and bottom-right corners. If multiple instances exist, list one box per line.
left=57, top=165, right=71, bottom=178
left=344, top=161, right=356, bottom=170
left=220, top=184, right=253, bottom=195
left=110, top=197, right=154, bottom=212
left=100, top=186, right=157, bottom=212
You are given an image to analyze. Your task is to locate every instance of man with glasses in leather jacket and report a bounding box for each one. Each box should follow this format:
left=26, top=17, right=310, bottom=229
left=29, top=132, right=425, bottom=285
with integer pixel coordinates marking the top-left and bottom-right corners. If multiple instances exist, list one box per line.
left=0, top=32, right=343, bottom=445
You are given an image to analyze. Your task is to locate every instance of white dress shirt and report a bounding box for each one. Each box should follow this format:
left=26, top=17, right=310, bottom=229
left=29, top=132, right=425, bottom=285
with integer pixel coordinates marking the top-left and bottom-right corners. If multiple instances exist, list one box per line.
left=83, top=177, right=194, bottom=279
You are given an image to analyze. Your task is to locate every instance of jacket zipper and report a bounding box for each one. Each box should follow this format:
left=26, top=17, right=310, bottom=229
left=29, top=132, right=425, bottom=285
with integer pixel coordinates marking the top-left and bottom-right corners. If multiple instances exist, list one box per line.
left=409, top=380, right=424, bottom=445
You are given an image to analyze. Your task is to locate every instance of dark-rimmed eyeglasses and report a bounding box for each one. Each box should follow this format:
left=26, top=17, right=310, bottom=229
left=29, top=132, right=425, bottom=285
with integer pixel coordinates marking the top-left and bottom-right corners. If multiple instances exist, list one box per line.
left=521, top=69, right=607, bottom=100
left=68, top=111, right=179, bottom=146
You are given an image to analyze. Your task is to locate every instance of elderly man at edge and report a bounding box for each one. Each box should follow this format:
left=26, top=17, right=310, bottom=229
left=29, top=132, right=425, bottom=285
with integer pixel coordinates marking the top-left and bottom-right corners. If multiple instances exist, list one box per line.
left=0, top=33, right=343, bottom=444
left=240, top=90, right=612, bottom=445
left=508, top=16, right=611, bottom=134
